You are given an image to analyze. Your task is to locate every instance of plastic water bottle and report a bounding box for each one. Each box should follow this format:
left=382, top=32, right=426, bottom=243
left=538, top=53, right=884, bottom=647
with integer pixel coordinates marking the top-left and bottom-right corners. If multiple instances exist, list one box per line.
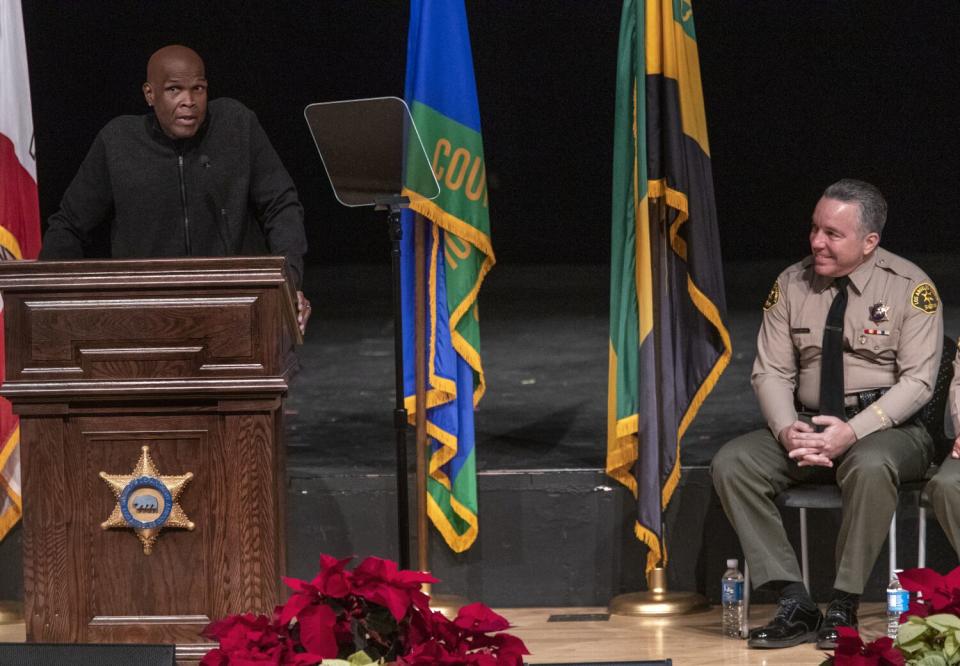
left=722, top=558, right=744, bottom=638
left=886, top=569, right=909, bottom=639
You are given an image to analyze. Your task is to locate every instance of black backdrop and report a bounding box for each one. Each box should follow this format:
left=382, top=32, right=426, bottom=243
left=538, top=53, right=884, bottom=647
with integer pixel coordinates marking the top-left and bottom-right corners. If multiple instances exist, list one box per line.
left=21, top=1, right=960, bottom=266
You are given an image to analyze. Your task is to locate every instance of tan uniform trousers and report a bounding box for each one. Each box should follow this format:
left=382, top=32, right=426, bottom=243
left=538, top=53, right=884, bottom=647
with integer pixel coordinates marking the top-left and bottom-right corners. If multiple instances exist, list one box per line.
left=924, top=457, right=960, bottom=557
left=711, top=421, right=932, bottom=594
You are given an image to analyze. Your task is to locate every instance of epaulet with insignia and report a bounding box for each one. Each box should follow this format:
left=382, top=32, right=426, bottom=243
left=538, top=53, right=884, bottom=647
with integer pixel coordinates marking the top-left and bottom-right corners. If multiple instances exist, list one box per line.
left=763, top=281, right=781, bottom=311
left=911, top=282, right=939, bottom=314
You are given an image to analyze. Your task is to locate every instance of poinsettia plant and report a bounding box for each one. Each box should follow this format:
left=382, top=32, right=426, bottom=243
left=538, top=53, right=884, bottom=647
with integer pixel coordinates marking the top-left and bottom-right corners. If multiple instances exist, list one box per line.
left=820, top=566, right=960, bottom=666
left=892, top=566, right=960, bottom=664
left=819, top=626, right=904, bottom=666
left=200, top=554, right=529, bottom=665
left=898, top=566, right=960, bottom=620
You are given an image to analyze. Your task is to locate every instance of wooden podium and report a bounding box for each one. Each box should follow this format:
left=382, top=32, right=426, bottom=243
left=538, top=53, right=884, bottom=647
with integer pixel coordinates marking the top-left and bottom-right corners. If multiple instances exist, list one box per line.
left=0, top=257, right=302, bottom=661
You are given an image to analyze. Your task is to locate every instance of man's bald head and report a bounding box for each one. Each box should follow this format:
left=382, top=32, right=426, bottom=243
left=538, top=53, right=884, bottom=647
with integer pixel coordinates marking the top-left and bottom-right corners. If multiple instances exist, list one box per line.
left=142, top=45, right=208, bottom=140
left=146, top=45, right=204, bottom=80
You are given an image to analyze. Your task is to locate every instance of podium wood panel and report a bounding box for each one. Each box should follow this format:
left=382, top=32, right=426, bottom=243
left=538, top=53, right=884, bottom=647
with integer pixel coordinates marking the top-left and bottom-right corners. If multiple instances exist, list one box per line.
left=1, top=258, right=297, bottom=656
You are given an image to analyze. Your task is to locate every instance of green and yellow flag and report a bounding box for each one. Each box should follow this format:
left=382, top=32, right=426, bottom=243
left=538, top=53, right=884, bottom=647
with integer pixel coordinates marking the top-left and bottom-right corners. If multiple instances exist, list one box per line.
left=400, top=0, right=493, bottom=552
left=607, top=0, right=732, bottom=573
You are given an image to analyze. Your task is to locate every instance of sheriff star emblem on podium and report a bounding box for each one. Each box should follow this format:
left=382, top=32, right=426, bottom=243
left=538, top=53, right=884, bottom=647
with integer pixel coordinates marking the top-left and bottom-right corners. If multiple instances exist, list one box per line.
left=100, top=445, right=195, bottom=555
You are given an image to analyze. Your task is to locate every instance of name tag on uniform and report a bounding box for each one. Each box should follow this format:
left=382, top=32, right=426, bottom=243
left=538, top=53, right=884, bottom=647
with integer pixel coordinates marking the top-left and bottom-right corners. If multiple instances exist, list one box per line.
left=790, top=327, right=810, bottom=334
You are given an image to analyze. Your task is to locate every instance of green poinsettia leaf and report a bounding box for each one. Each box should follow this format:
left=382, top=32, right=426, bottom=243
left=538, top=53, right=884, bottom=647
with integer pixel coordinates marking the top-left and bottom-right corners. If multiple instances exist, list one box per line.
left=925, top=613, right=960, bottom=631
left=899, top=621, right=933, bottom=646
left=346, top=651, right=379, bottom=665
left=320, top=661, right=353, bottom=666
left=946, top=632, right=959, bottom=657
left=911, top=653, right=949, bottom=666
left=929, top=615, right=960, bottom=631
left=902, top=642, right=929, bottom=655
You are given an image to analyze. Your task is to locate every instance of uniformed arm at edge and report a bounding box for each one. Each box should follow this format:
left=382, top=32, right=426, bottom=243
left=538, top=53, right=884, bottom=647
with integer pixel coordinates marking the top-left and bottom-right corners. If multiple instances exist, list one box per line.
left=752, top=274, right=800, bottom=439
left=950, top=346, right=960, bottom=437
left=847, top=277, right=944, bottom=440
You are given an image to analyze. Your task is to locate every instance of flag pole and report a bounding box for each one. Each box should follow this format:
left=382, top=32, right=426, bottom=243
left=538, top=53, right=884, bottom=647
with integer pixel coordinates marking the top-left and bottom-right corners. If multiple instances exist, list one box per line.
left=608, top=196, right=708, bottom=616
left=415, top=214, right=429, bottom=574
left=413, top=214, right=468, bottom=617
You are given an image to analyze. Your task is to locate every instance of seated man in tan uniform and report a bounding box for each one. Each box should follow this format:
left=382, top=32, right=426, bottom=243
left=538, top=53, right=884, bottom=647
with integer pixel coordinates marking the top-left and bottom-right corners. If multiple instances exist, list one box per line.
left=924, top=346, right=960, bottom=554
left=711, top=179, right=942, bottom=650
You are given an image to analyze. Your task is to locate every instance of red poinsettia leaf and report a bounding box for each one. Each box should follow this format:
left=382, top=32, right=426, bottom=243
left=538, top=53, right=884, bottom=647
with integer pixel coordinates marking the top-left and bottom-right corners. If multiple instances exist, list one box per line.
left=394, top=568, right=440, bottom=587
left=313, top=554, right=355, bottom=598
left=411, top=589, right=434, bottom=612
left=318, top=553, right=354, bottom=572
left=833, top=625, right=866, bottom=657
left=845, top=657, right=881, bottom=666
left=202, top=612, right=263, bottom=640
left=862, top=635, right=903, bottom=664
left=398, top=640, right=445, bottom=665
left=903, top=597, right=930, bottom=620
left=864, top=635, right=894, bottom=653
left=320, top=571, right=352, bottom=598
left=278, top=590, right=317, bottom=626
left=208, top=613, right=282, bottom=655
left=199, top=648, right=229, bottom=666
left=428, top=610, right=462, bottom=646
left=291, top=653, right=327, bottom=666
left=283, top=576, right=316, bottom=594
left=354, top=555, right=396, bottom=580
left=296, top=603, right=340, bottom=658
left=363, top=585, right=410, bottom=621
left=229, top=644, right=286, bottom=665
left=492, top=633, right=531, bottom=664
left=898, top=567, right=950, bottom=608
left=454, top=603, right=511, bottom=633
left=201, top=616, right=237, bottom=641
left=405, top=605, right=438, bottom=646
left=943, top=565, right=960, bottom=590
left=875, top=644, right=905, bottom=666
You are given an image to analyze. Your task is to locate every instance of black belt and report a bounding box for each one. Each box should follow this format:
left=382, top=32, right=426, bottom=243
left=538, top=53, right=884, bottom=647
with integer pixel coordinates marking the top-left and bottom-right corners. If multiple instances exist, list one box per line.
left=797, top=387, right=889, bottom=419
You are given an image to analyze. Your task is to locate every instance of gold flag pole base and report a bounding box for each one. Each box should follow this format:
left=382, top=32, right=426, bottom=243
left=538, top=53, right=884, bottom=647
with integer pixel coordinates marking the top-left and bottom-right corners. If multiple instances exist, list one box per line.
left=423, top=584, right=469, bottom=619
left=0, top=601, right=23, bottom=624
left=608, top=567, right=709, bottom=617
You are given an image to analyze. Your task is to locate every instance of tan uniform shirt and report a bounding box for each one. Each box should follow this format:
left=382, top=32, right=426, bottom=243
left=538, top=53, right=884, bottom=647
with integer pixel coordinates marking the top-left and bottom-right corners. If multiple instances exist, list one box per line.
left=753, top=247, right=943, bottom=441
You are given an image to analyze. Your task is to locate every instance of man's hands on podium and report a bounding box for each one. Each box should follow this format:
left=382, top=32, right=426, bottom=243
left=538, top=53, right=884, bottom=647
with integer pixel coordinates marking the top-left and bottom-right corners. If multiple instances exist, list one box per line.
left=297, top=291, right=312, bottom=335
left=780, top=415, right=857, bottom=468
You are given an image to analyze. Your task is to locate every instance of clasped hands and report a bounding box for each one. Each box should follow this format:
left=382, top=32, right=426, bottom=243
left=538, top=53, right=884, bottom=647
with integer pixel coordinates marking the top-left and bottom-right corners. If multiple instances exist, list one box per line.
left=780, top=416, right=857, bottom=467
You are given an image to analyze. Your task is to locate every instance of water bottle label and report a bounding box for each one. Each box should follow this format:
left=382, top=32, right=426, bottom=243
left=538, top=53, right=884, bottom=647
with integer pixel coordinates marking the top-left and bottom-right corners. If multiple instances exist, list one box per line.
left=887, top=589, right=909, bottom=613
left=722, top=580, right=743, bottom=604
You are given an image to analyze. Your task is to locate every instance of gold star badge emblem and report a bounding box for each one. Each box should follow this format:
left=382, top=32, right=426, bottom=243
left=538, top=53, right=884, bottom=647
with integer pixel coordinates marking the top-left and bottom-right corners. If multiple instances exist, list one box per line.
left=100, top=445, right=195, bottom=555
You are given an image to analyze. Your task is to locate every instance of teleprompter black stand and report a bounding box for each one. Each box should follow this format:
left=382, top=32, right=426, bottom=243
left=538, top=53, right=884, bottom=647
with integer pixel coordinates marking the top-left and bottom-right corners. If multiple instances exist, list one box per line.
left=380, top=193, right=412, bottom=570
left=304, top=97, right=439, bottom=570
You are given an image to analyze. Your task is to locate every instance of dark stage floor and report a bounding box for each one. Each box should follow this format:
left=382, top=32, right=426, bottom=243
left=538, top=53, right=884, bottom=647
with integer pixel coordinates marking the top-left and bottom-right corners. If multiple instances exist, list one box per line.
left=287, top=255, right=960, bottom=475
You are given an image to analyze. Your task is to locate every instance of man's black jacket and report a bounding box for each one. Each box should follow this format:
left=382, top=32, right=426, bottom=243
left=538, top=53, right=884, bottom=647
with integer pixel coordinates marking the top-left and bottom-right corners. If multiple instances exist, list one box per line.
left=40, top=98, right=307, bottom=287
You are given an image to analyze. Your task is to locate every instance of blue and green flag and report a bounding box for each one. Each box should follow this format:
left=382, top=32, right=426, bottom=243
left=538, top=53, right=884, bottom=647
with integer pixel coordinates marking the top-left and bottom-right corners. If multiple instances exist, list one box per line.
left=401, top=0, right=493, bottom=552
left=607, top=0, right=731, bottom=573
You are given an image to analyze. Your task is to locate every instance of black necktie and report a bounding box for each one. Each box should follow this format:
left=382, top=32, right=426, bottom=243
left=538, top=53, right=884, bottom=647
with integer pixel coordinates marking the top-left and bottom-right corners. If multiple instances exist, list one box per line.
left=819, top=276, right=850, bottom=419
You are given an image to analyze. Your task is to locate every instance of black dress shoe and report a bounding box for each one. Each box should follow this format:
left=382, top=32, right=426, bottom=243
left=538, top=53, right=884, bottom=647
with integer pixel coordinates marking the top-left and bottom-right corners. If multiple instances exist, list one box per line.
left=815, top=596, right=859, bottom=649
left=747, top=596, right=823, bottom=649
